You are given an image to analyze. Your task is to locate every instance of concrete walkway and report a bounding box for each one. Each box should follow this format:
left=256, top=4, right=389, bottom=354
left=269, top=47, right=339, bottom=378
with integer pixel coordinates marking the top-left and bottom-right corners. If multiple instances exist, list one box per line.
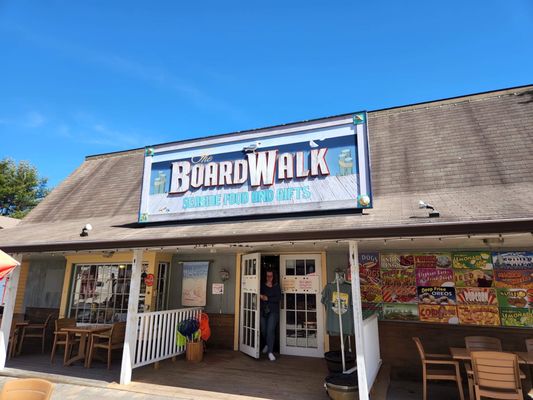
left=0, top=376, right=179, bottom=400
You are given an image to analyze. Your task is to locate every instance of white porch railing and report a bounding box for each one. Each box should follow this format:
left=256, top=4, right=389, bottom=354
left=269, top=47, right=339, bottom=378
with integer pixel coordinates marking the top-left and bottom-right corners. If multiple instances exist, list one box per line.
left=133, top=307, right=202, bottom=369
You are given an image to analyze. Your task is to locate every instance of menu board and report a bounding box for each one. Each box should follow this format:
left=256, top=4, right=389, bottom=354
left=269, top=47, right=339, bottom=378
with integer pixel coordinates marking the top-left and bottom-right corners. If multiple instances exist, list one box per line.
left=380, top=254, right=414, bottom=270
left=493, top=252, right=533, bottom=269
left=496, top=288, right=531, bottom=308
left=382, top=303, right=419, bottom=321
left=373, top=250, right=533, bottom=328
left=416, top=268, right=454, bottom=287
left=500, top=308, right=533, bottom=327
left=360, top=284, right=383, bottom=303
left=359, top=253, right=381, bottom=287
left=454, top=269, right=494, bottom=287
left=453, top=252, right=493, bottom=270
left=494, top=270, right=533, bottom=288
left=418, top=287, right=456, bottom=305
left=419, top=304, right=458, bottom=324
left=456, top=288, right=497, bottom=305
left=457, top=305, right=500, bottom=326
left=381, top=269, right=416, bottom=286
left=414, top=253, right=452, bottom=269
left=382, top=286, right=417, bottom=303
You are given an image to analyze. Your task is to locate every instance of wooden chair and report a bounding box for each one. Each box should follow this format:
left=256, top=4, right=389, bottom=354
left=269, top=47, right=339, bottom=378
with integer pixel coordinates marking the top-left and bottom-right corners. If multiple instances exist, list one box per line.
left=50, top=318, right=78, bottom=363
left=19, top=314, right=53, bottom=354
left=412, top=337, right=465, bottom=400
left=0, top=315, right=25, bottom=360
left=525, top=338, right=533, bottom=353
left=471, top=351, right=523, bottom=400
left=465, top=336, right=503, bottom=400
left=0, top=378, right=54, bottom=400
left=87, top=322, right=126, bottom=369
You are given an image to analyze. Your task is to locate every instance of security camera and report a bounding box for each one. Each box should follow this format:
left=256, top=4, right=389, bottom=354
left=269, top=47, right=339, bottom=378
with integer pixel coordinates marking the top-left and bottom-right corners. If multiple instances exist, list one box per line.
left=418, top=200, right=440, bottom=218
left=80, top=223, right=93, bottom=237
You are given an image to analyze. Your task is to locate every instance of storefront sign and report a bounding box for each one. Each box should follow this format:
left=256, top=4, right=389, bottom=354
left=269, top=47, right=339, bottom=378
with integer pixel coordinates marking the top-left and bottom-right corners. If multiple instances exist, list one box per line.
left=417, top=287, right=456, bottom=305
left=414, top=253, right=452, bottom=269
left=452, top=252, right=493, bottom=270
left=181, top=261, right=209, bottom=306
left=139, top=114, right=372, bottom=222
left=492, top=252, right=533, bottom=270
left=456, top=288, right=497, bottom=305
left=500, top=308, right=533, bottom=327
left=457, top=305, right=500, bottom=326
left=418, top=304, right=458, bottom=324
left=415, top=268, right=454, bottom=287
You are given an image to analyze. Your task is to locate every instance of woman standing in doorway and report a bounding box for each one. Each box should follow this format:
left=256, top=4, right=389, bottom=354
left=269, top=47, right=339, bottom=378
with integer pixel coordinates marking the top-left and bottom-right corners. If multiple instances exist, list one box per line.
left=260, top=268, right=281, bottom=361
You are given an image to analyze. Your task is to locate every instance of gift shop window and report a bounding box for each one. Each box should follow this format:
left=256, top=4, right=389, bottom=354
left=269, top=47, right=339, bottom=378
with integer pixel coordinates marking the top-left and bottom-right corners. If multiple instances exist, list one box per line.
left=69, top=263, right=147, bottom=324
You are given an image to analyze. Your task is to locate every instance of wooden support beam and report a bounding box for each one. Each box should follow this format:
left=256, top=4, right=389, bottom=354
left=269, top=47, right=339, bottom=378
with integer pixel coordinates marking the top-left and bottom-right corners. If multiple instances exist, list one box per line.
left=120, top=249, right=143, bottom=385
left=0, top=254, right=22, bottom=369
left=349, top=241, right=369, bottom=400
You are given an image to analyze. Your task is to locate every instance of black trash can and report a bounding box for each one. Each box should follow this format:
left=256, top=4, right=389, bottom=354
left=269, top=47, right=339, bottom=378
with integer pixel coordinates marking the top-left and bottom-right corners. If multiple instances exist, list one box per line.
left=324, top=371, right=358, bottom=400
left=324, top=351, right=356, bottom=373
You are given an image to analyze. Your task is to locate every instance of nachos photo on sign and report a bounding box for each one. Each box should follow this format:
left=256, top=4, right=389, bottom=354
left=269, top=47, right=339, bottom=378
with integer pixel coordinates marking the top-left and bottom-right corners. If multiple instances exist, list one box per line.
left=457, top=305, right=500, bottom=326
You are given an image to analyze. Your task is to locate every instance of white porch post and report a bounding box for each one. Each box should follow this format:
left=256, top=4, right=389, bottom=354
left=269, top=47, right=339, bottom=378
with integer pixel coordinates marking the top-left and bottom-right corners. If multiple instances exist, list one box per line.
left=0, top=254, right=22, bottom=369
left=120, top=249, right=143, bottom=385
left=349, top=241, right=369, bottom=400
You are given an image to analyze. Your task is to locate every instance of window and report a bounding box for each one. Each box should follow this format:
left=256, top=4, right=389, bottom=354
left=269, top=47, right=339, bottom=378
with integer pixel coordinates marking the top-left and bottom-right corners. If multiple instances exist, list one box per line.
left=69, top=263, right=146, bottom=324
left=154, top=262, right=169, bottom=311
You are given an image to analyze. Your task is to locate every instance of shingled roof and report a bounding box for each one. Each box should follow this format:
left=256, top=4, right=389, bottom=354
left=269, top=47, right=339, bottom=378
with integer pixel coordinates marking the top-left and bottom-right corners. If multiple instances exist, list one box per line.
left=2, top=85, right=533, bottom=252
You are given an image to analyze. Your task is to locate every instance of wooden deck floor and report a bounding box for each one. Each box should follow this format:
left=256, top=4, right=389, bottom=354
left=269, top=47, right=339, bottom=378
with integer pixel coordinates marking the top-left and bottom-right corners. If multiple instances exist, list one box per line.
left=132, top=350, right=330, bottom=400
left=6, top=350, right=331, bottom=400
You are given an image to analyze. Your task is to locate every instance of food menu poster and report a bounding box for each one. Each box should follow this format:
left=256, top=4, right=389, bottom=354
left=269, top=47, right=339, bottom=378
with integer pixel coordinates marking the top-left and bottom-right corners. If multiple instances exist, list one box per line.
left=357, top=251, right=533, bottom=327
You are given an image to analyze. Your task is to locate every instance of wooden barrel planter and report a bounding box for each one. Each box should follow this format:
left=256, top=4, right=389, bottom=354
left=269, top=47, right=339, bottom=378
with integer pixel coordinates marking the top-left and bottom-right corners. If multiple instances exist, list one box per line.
left=186, top=341, right=204, bottom=362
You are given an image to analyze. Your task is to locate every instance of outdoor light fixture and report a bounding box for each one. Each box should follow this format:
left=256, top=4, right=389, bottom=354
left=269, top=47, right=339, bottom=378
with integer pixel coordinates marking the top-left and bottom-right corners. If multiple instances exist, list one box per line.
left=80, top=223, right=93, bottom=237
left=418, top=200, right=440, bottom=218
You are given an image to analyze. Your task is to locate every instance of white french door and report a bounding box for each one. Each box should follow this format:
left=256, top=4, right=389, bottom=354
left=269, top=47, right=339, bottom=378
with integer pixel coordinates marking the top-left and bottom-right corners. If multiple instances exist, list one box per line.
left=280, top=254, right=324, bottom=357
left=239, top=253, right=261, bottom=359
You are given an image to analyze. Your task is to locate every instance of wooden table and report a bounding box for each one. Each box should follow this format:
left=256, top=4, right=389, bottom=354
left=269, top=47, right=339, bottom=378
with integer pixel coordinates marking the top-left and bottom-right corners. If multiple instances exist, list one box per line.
left=450, top=347, right=527, bottom=364
left=62, top=326, right=111, bottom=367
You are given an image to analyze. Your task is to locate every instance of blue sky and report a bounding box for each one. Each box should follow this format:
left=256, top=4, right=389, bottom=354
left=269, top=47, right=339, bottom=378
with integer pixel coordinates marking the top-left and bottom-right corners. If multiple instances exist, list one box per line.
left=1, top=1, right=532, bottom=187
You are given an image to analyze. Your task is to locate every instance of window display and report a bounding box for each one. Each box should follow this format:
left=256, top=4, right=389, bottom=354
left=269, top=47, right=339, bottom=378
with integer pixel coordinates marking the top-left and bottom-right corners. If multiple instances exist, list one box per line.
left=69, top=263, right=146, bottom=324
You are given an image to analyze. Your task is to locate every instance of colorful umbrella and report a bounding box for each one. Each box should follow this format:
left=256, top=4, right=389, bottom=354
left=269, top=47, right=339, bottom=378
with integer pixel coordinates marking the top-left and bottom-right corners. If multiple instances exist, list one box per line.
left=0, top=250, right=19, bottom=281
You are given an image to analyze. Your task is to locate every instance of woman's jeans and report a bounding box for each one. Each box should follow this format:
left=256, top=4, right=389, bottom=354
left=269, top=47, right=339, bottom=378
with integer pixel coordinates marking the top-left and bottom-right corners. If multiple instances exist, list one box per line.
left=260, top=311, right=279, bottom=353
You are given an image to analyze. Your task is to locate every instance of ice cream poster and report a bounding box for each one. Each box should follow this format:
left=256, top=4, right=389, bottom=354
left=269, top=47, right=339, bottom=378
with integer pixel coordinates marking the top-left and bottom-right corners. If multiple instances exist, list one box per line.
left=181, top=261, right=209, bottom=306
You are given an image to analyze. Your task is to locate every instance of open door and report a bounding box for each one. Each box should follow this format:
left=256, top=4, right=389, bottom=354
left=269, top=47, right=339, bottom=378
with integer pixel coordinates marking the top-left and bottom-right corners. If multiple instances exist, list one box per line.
left=239, top=252, right=261, bottom=358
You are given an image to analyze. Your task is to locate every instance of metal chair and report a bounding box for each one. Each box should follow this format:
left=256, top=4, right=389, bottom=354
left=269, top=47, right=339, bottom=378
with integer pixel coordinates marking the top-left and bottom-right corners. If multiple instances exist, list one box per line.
left=0, top=378, right=54, bottom=400
left=413, top=337, right=465, bottom=400
left=471, top=351, right=523, bottom=400
left=87, top=322, right=126, bottom=369
left=19, top=314, right=53, bottom=354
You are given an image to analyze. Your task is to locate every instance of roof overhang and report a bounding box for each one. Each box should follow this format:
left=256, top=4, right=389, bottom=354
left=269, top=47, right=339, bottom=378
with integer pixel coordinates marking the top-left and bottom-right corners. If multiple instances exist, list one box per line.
left=3, top=218, right=533, bottom=253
